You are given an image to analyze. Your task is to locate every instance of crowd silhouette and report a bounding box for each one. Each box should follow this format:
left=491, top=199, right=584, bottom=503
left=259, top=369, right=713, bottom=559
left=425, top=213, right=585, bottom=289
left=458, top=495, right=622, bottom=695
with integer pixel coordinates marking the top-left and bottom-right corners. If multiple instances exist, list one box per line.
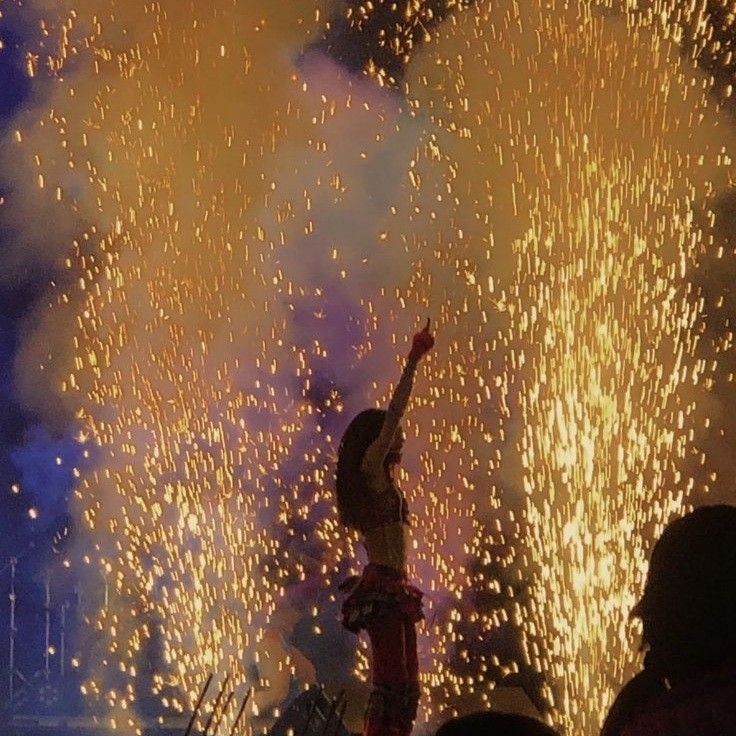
left=435, top=711, right=559, bottom=735
left=600, top=504, right=736, bottom=736
left=428, top=504, right=736, bottom=736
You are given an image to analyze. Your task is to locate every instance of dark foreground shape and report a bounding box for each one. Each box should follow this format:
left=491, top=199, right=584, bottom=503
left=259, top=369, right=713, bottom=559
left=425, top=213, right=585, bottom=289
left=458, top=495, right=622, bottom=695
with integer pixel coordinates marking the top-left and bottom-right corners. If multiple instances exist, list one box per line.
left=268, top=688, right=351, bottom=736
left=601, top=504, right=736, bottom=736
left=435, top=710, right=558, bottom=736
left=0, top=690, right=352, bottom=736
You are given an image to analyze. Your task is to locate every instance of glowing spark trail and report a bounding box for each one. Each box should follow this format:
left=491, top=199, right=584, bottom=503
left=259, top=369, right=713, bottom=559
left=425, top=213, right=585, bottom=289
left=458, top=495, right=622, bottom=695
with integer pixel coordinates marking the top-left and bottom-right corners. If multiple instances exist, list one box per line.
left=3, top=0, right=736, bottom=734
left=403, top=1, right=736, bottom=731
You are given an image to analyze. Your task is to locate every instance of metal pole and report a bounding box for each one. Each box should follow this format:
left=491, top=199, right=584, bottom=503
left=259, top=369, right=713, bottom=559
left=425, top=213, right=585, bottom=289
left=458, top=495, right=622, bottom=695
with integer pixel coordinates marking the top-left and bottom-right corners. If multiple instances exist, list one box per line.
left=183, top=673, right=214, bottom=736
left=8, top=558, right=17, bottom=708
left=331, top=697, right=347, bottom=736
left=202, top=675, right=230, bottom=736
left=299, top=686, right=323, bottom=736
left=44, top=574, right=51, bottom=680
left=60, top=601, right=69, bottom=677
left=319, top=692, right=343, bottom=736
left=212, top=690, right=234, bottom=736
left=227, top=688, right=250, bottom=736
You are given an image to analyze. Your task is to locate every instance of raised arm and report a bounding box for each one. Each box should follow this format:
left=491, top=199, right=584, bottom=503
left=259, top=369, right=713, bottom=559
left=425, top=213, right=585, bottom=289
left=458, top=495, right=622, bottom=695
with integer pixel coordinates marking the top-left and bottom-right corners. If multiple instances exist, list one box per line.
left=361, top=319, right=434, bottom=472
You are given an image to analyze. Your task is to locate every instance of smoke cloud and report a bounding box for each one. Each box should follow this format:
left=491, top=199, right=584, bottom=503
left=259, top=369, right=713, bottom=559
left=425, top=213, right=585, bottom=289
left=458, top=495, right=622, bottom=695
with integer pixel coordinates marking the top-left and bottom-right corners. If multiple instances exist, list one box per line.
left=3, top=0, right=736, bottom=734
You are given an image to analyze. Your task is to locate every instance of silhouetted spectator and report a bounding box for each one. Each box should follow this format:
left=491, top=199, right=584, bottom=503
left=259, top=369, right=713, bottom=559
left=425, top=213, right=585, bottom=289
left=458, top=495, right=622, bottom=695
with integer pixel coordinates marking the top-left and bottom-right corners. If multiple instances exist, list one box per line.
left=601, top=504, right=736, bottom=736
left=435, top=711, right=558, bottom=736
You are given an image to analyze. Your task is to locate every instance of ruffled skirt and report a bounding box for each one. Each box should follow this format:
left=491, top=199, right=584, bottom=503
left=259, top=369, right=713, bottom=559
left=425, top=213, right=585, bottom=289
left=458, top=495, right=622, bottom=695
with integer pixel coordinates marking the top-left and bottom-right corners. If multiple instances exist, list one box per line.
left=340, top=563, right=424, bottom=634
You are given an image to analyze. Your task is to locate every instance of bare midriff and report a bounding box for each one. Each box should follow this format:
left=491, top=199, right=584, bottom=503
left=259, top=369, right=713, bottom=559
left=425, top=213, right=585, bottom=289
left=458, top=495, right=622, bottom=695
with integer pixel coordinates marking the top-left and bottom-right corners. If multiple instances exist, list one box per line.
left=363, top=521, right=411, bottom=574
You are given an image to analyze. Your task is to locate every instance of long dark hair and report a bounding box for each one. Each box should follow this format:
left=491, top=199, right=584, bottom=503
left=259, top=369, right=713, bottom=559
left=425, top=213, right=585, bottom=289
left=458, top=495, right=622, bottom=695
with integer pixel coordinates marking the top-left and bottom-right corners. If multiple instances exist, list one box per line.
left=335, top=408, right=386, bottom=530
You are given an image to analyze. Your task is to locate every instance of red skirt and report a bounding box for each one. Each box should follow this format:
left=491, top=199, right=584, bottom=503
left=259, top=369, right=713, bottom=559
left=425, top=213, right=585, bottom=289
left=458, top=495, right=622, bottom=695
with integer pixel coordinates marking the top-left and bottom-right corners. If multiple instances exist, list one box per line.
left=340, top=563, right=424, bottom=634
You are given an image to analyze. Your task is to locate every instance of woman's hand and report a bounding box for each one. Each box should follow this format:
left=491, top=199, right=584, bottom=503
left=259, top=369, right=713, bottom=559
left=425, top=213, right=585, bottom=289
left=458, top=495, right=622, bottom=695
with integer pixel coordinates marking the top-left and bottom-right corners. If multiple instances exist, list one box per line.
left=409, top=317, right=435, bottom=362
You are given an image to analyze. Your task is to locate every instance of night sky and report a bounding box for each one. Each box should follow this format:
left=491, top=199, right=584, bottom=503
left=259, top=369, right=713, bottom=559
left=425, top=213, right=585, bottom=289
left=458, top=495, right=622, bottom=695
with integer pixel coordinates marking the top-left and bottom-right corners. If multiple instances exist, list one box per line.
left=1, top=6, right=78, bottom=709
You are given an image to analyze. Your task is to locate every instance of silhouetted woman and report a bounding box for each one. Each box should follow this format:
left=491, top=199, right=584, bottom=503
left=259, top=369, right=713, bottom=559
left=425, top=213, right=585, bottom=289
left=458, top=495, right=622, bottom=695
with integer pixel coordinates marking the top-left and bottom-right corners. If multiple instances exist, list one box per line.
left=601, top=504, right=736, bottom=736
left=336, top=319, right=434, bottom=736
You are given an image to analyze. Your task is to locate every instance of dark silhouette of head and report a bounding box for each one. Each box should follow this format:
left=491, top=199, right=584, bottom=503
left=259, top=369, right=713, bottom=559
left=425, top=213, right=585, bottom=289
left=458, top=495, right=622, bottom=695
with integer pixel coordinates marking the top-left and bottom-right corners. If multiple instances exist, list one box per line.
left=336, top=408, right=386, bottom=529
left=633, top=504, right=736, bottom=677
left=435, top=711, right=558, bottom=736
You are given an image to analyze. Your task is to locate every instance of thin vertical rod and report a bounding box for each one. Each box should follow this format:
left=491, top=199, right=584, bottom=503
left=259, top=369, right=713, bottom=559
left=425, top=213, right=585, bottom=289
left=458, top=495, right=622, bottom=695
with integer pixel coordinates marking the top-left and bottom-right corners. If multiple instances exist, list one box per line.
left=60, top=602, right=68, bottom=677
left=202, top=675, right=230, bottom=736
left=319, top=692, right=343, bottom=736
left=227, top=688, right=251, bottom=736
left=183, top=673, right=214, bottom=736
left=331, top=697, right=347, bottom=736
left=44, top=575, right=51, bottom=680
left=212, top=690, right=234, bottom=736
left=299, top=686, right=323, bottom=736
left=8, top=558, right=17, bottom=707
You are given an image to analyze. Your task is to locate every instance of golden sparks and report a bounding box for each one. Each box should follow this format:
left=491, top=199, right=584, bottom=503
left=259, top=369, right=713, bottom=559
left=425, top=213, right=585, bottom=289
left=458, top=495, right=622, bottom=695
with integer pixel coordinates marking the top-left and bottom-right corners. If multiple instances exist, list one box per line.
left=6, top=0, right=736, bottom=734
